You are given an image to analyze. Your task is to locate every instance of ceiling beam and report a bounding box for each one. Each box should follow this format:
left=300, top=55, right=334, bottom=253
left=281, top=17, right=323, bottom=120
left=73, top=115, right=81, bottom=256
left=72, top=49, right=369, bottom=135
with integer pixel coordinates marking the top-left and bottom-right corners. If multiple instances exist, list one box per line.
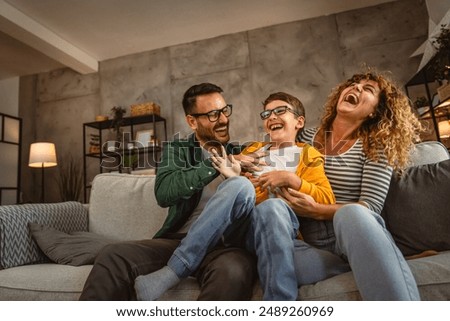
left=0, top=0, right=98, bottom=74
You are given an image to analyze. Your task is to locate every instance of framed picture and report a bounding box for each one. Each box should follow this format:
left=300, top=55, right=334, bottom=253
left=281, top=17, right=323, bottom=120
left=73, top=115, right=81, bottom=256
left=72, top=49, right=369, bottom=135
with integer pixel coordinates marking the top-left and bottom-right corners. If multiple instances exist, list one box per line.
left=135, top=129, right=154, bottom=148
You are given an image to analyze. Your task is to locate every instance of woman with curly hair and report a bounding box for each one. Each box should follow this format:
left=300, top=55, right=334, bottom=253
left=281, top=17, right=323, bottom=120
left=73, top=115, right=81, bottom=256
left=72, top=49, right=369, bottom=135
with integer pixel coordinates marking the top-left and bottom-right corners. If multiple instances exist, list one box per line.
left=276, top=71, right=423, bottom=300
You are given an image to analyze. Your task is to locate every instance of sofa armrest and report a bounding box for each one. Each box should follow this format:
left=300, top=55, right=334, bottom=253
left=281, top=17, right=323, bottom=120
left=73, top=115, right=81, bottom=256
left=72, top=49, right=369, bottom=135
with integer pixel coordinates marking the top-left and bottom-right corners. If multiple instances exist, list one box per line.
left=88, top=173, right=167, bottom=241
left=0, top=201, right=88, bottom=269
left=410, top=141, right=450, bottom=166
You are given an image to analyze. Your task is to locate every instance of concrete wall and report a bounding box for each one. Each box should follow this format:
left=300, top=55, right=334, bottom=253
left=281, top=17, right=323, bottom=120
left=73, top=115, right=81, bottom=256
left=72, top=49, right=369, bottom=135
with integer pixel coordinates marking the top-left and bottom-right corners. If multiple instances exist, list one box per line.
left=0, top=77, right=19, bottom=116
left=19, top=0, right=429, bottom=203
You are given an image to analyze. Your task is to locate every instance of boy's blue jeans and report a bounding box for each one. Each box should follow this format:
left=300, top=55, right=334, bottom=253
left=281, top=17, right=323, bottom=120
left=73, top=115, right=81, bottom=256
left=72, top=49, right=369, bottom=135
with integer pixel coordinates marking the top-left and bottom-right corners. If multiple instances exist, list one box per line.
left=167, top=176, right=299, bottom=300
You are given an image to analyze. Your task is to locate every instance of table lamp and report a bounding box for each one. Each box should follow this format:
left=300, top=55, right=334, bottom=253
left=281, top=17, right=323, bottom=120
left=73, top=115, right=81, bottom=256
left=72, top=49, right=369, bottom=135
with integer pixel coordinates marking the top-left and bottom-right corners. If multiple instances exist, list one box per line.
left=29, top=142, right=57, bottom=202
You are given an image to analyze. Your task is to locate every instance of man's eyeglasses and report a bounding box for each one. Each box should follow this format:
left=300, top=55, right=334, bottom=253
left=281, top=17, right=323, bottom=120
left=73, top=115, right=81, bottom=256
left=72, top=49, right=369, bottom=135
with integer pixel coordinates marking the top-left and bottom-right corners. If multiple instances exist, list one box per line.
left=260, top=106, right=299, bottom=120
left=190, top=104, right=233, bottom=122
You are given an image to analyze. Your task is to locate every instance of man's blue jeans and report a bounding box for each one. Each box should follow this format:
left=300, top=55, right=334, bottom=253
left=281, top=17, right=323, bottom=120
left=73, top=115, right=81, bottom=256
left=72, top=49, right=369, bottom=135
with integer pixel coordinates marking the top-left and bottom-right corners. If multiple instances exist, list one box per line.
left=167, top=176, right=300, bottom=300
left=168, top=176, right=256, bottom=278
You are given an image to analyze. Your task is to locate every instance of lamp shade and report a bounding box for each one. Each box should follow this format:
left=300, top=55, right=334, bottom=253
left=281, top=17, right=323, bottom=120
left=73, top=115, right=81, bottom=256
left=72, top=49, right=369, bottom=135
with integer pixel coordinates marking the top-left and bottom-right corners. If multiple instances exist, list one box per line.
left=29, top=142, right=57, bottom=168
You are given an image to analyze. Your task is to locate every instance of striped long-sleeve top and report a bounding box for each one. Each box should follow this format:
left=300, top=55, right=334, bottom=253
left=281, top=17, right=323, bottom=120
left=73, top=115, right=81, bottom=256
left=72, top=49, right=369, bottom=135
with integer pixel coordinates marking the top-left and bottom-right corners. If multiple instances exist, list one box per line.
left=300, top=128, right=393, bottom=214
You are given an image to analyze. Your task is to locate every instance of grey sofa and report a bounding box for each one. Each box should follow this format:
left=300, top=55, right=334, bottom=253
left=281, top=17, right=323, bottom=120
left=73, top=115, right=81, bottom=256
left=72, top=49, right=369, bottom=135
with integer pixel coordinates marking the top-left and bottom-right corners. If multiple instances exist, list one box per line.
left=0, top=141, right=449, bottom=300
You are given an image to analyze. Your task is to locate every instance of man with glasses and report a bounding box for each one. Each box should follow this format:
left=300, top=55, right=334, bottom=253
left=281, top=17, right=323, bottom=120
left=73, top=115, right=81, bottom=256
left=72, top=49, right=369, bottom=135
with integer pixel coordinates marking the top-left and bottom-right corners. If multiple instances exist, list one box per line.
left=80, top=83, right=259, bottom=301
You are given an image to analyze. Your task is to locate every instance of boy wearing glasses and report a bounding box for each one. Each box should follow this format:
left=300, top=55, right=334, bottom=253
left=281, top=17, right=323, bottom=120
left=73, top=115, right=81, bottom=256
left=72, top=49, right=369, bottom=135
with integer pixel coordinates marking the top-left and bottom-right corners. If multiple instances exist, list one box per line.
left=232, top=92, right=334, bottom=205
left=135, top=92, right=334, bottom=301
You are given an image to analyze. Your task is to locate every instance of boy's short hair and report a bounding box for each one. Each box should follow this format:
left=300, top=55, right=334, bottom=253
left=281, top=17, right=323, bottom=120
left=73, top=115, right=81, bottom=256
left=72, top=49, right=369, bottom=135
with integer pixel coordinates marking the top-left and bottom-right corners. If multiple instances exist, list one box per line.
left=262, top=92, right=305, bottom=118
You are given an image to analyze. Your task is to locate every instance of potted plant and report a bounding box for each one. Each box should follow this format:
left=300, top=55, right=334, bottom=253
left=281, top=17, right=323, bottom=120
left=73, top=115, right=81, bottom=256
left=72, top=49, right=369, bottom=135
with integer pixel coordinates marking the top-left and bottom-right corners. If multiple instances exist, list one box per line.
left=431, top=25, right=450, bottom=102
left=122, top=153, right=138, bottom=173
left=431, top=25, right=450, bottom=81
left=57, top=153, right=83, bottom=202
left=110, top=106, right=127, bottom=142
left=413, top=96, right=429, bottom=116
left=105, top=106, right=126, bottom=152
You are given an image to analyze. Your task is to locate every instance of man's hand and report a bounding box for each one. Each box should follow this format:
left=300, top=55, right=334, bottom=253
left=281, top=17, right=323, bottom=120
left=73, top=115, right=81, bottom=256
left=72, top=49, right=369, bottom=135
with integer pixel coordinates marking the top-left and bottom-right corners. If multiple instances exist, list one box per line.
left=211, top=146, right=241, bottom=178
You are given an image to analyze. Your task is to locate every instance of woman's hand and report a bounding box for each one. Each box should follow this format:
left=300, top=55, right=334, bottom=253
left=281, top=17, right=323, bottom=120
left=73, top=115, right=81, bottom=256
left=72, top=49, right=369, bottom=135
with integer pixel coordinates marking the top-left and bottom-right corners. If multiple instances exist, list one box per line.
left=277, top=187, right=317, bottom=216
left=277, top=187, right=340, bottom=220
left=278, top=187, right=343, bottom=220
left=211, top=146, right=241, bottom=178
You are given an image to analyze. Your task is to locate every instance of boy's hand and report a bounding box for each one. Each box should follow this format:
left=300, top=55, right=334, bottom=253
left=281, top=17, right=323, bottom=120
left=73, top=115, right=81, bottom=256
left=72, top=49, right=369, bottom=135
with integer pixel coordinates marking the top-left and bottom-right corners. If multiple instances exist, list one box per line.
left=211, top=146, right=241, bottom=178
left=234, top=146, right=269, bottom=174
left=258, top=171, right=300, bottom=191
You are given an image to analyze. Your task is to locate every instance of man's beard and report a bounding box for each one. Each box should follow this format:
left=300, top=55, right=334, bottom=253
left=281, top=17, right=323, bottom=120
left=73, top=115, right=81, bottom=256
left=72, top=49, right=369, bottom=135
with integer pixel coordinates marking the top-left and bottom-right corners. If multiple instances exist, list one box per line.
left=196, top=122, right=229, bottom=151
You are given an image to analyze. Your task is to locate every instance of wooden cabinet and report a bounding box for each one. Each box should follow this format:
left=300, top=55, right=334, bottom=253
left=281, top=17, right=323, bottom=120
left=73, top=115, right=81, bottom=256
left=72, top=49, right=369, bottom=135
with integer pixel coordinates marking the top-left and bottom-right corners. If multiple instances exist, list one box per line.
left=82, top=114, right=167, bottom=202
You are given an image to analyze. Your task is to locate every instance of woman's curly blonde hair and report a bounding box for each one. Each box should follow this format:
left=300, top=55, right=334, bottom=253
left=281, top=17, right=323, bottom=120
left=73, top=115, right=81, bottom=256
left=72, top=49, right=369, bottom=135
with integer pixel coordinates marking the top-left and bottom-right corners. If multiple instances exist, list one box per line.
left=319, top=71, right=423, bottom=171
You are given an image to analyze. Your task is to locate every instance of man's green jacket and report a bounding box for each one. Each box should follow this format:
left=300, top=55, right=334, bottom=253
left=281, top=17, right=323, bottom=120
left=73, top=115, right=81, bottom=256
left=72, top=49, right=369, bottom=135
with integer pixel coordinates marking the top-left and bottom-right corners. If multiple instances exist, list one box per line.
left=153, top=133, right=242, bottom=238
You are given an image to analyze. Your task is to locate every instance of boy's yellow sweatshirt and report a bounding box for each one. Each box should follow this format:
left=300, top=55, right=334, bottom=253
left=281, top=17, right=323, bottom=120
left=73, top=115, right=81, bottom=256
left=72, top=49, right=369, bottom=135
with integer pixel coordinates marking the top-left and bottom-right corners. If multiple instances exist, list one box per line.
left=242, top=141, right=335, bottom=205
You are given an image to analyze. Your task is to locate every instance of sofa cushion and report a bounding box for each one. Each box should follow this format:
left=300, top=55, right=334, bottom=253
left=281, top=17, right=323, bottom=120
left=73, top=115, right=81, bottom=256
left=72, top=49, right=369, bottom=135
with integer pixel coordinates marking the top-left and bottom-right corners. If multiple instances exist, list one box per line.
left=0, top=202, right=88, bottom=269
left=299, top=250, right=450, bottom=300
left=157, top=278, right=264, bottom=301
left=381, top=159, right=450, bottom=256
left=88, top=173, right=167, bottom=241
left=0, top=263, right=92, bottom=300
left=28, top=223, right=114, bottom=266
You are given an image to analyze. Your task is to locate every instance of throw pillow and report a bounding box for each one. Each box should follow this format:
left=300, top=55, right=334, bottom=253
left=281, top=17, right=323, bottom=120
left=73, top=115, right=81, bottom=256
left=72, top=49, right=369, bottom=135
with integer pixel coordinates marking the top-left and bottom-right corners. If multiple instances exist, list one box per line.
left=381, top=159, right=450, bottom=256
left=29, top=223, right=114, bottom=266
left=0, top=202, right=88, bottom=269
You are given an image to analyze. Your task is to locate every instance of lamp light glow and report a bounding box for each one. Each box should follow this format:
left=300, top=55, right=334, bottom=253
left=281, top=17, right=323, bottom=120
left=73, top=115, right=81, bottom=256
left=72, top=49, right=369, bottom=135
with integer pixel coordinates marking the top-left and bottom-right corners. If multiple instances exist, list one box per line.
left=28, top=142, right=57, bottom=202
left=29, top=142, right=57, bottom=168
left=438, top=120, right=450, bottom=138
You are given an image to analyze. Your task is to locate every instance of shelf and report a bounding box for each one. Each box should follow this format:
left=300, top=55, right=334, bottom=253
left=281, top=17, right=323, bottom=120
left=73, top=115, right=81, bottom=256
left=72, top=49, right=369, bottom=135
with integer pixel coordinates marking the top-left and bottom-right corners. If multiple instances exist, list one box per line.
left=84, top=114, right=165, bottom=130
left=85, top=146, right=162, bottom=158
left=435, top=97, right=450, bottom=109
left=83, top=113, right=167, bottom=202
left=405, top=54, right=450, bottom=145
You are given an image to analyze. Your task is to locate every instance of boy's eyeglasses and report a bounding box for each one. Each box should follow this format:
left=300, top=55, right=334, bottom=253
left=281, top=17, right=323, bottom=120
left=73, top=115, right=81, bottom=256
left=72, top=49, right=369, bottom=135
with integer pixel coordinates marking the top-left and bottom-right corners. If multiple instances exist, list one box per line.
left=260, top=105, right=299, bottom=120
left=190, top=104, right=233, bottom=122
